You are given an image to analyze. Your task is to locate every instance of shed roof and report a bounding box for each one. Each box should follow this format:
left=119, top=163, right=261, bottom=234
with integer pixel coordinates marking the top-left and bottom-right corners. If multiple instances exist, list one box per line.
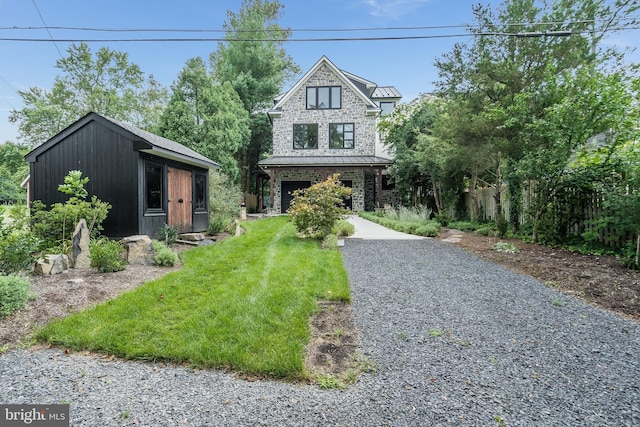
left=25, top=112, right=220, bottom=170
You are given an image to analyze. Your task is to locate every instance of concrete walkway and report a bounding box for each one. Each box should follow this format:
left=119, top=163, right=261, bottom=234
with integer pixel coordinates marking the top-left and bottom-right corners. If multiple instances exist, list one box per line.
left=345, top=215, right=426, bottom=240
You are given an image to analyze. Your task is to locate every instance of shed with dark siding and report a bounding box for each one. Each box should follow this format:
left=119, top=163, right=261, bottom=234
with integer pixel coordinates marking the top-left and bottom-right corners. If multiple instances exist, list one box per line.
left=24, top=112, right=219, bottom=238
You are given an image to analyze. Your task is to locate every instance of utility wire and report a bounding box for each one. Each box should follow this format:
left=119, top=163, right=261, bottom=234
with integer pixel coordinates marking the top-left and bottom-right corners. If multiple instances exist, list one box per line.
left=0, top=26, right=637, bottom=43
left=30, top=0, right=63, bottom=58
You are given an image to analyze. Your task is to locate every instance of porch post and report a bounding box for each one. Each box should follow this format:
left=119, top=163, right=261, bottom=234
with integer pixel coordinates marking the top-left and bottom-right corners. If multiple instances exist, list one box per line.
left=376, top=169, right=383, bottom=208
left=269, top=170, right=276, bottom=209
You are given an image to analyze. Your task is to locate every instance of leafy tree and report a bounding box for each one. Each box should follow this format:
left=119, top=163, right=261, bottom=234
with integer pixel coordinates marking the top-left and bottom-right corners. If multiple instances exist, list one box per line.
left=0, top=142, right=30, bottom=203
left=210, top=0, right=300, bottom=193
left=9, top=42, right=167, bottom=145
left=158, top=57, right=250, bottom=180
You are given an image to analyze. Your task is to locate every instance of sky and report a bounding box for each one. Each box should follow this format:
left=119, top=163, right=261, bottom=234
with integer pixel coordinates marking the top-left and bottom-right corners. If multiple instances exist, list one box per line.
left=0, top=0, right=638, bottom=144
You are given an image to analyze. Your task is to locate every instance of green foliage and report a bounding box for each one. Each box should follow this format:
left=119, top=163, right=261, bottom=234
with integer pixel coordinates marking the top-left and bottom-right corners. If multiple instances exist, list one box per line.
left=207, top=215, right=227, bottom=234
left=0, top=275, right=32, bottom=318
left=434, top=212, right=450, bottom=227
left=288, top=174, right=352, bottom=238
left=491, top=242, right=518, bottom=253
left=30, top=171, right=110, bottom=252
left=476, top=225, right=497, bottom=237
left=320, top=234, right=339, bottom=250
left=158, top=58, right=250, bottom=181
left=448, top=221, right=480, bottom=232
left=209, top=172, right=242, bottom=219
left=359, top=211, right=440, bottom=237
left=333, top=220, right=355, bottom=237
left=156, top=223, right=179, bottom=246
left=9, top=42, right=167, bottom=144
left=152, top=241, right=179, bottom=267
left=0, top=142, right=30, bottom=203
left=0, top=227, right=40, bottom=275
left=89, top=238, right=126, bottom=273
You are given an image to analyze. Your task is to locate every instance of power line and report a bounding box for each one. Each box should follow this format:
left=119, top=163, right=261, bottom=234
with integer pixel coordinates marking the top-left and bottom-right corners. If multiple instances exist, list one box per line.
left=0, top=26, right=637, bottom=43
left=30, top=0, right=63, bottom=58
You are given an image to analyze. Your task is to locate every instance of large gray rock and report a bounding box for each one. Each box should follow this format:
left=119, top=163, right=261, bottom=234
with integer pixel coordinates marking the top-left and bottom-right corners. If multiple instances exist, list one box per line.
left=70, top=218, right=91, bottom=269
left=34, top=254, right=69, bottom=275
left=122, top=235, right=155, bottom=265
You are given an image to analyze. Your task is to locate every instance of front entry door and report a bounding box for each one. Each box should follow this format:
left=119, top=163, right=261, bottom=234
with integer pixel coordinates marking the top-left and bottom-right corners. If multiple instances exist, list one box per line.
left=168, top=167, right=192, bottom=233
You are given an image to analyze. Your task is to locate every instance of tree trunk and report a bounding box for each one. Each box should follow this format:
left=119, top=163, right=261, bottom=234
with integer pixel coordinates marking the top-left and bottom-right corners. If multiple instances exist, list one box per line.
left=433, top=180, right=443, bottom=214
left=493, top=156, right=502, bottom=224
left=469, top=172, right=479, bottom=222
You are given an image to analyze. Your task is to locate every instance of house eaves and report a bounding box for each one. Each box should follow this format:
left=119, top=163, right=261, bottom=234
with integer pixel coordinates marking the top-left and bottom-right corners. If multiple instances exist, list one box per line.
left=268, top=56, right=380, bottom=117
left=258, top=155, right=393, bottom=168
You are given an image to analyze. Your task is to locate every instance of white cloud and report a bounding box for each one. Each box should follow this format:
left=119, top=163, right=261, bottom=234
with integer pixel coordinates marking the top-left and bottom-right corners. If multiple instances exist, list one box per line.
left=363, top=0, right=432, bottom=21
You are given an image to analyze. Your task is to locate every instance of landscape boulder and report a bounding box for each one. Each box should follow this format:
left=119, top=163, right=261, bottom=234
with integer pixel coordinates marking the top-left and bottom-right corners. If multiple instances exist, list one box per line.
left=122, top=235, right=155, bottom=265
left=34, top=254, right=69, bottom=275
left=70, top=218, right=91, bottom=269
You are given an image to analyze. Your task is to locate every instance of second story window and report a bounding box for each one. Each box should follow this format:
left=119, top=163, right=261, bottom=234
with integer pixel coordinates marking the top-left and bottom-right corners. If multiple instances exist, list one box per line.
left=293, top=124, right=318, bottom=149
left=307, top=86, right=341, bottom=109
left=380, top=101, right=396, bottom=116
left=329, top=123, right=354, bottom=149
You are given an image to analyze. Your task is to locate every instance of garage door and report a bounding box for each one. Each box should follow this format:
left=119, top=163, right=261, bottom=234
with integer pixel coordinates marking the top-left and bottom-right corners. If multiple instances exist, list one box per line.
left=281, top=181, right=311, bottom=213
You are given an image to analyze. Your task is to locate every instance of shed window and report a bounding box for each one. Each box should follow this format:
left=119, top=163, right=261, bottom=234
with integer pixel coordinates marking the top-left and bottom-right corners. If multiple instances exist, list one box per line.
left=195, top=174, right=207, bottom=211
left=145, top=162, right=163, bottom=212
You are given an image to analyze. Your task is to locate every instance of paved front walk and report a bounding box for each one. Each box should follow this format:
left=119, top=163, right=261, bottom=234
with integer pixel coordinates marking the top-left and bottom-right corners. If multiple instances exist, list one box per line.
left=345, top=215, right=426, bottom=240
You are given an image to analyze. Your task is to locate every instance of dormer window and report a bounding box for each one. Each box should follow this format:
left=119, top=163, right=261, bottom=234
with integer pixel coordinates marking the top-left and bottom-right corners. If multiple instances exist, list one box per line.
left=307, top=86, right=341, bottom=109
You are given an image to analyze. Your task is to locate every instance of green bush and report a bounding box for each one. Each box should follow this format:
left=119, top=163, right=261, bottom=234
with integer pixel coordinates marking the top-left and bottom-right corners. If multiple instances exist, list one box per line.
left=156, top=223, right=179, bottom=246
left=90, top=238, right=126, bottom=273
left=476, top=226, right=497, bottom=236
left=434, top=213, right=450, bottom=227
left=321, top=234, right=339, bottom=250
left=448, top=221, right=480, bottom=232
left=415, top=224, right=439, bottom=237
left=0, top=275, right=32, bottom=318
left=209, top=172, right=242, bottom=219
left=152, top=241, right=179, bottom=267
left=288, top=174, right=351, bottom=238
left=0, top=230, right=40, bottom=275
left=334, top=220, right=355, bottom=237
left=207, top=215, right=228, bottom=234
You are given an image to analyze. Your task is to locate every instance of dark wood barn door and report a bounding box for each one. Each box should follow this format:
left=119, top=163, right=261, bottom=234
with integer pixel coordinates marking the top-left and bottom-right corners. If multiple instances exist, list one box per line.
left=168, top=167, right=192, bottom=233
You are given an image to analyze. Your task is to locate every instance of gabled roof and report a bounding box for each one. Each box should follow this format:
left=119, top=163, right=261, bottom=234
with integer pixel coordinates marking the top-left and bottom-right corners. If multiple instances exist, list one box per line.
left=24, top=112, right=219, bottom=170
left=268, top=56, right=382, bottom=117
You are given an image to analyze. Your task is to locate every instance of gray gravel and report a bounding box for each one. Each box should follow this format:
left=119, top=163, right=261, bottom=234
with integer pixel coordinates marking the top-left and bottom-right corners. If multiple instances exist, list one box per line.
left=1, top=238, right=639, bottom=426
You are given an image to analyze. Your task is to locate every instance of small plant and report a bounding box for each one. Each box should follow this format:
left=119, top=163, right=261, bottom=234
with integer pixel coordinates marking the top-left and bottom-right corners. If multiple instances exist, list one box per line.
left=320, top=234, right=339, bottom=250
left=316, top=374, right=345, bottom=390
left=207, top=215, right=227, bottom=234
left=331, top=329, right=344, bottom=339
left=0, top=226, right=40, bottom=275
left=476, top=225, right=497, bottom=236
left=0, top=274, right=32, bottom=318
left=494, top=415, right=505, bottom=427
left=398, top=332, right=408, bottom=339
left=156, top=223, right=179, bottom=246
left=428, top=329, right=444, bottom=338
left=90, top=237, right=126, bottom=273
left=152, top=241, right=179, bottom=267
left=551, top=298, right=565, bottom=307
left=333, top=220, right=355, bottom=237
left=434, top=212, right=450, bottom=227
left=491, top=242, right=518, bottom=253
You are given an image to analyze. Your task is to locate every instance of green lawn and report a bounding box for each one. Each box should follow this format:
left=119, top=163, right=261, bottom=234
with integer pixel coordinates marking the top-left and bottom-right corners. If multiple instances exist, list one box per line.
left=37, top=216, right=350, bottom=379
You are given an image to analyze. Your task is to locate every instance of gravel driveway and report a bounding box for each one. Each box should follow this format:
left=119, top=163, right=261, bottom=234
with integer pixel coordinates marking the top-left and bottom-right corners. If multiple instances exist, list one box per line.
left=1, top=238, right=638, bottom=426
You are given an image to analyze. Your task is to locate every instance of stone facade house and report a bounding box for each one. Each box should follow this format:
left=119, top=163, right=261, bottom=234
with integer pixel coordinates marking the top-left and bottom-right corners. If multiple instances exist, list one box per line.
left=259, top=56, right=400, bottom=214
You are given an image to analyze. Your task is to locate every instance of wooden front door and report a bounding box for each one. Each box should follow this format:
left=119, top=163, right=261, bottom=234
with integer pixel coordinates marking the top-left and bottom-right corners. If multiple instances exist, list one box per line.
left=168, top=167, right=192, bottom=233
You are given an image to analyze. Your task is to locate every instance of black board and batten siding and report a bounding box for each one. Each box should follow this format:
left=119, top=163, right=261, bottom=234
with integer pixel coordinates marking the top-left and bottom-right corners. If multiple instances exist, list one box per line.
left=25, top=112, right=219, bottom=239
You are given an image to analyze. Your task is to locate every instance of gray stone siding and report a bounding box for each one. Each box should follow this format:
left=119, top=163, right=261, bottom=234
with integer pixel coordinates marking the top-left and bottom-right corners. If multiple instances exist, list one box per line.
left=273, top=169, right=365, bottom=214
left=272, top=63, right=378, bottom=157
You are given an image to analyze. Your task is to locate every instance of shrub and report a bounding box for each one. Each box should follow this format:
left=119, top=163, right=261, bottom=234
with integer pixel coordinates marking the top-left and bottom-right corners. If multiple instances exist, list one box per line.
left=90, top=238, right=126, bottom=273
left=207, top=215, right=227, bottom=234
left=321, top=234, right=339, bottom=250
left=209, top=172, right=242, bottom=219
left=448, top=221, right=480, bottom=232
left=156, top=223, right=179, bottom=246
left=30, top=170, right=110, bottom=251
left=434, top=212, right=450, bottom=227
left=0, top=230, right=40, bottom=275
left=288, top=174, right=351, bottom=238
left=334, top=220, right=355, bottom=237
left=476, top=226, right=497, bottom=236
left=492, top=242, right=518, bottom=253
left=152, top=241, right=179, bottom=267
left=0, top=275, right=32, bottom=318
left=415, top=224, right=439, bottom=237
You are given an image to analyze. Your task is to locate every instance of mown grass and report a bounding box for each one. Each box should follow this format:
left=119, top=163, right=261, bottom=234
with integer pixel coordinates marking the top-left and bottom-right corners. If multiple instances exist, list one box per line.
left=37, top=216, right=350, bottom=379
